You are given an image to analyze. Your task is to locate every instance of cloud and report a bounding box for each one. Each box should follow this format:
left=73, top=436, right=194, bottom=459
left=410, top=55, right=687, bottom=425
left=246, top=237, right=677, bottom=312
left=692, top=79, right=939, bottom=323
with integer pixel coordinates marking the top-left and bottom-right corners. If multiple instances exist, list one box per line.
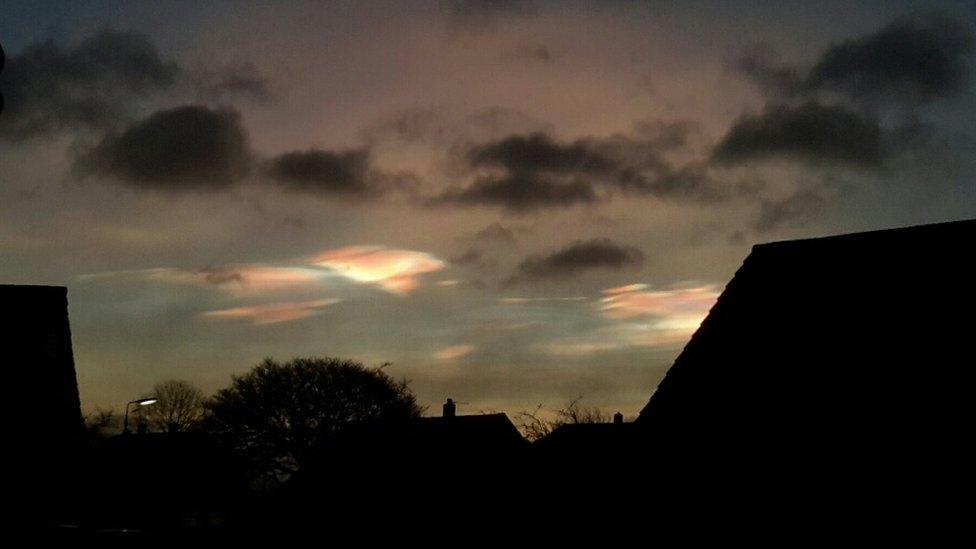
left=731, top=42, right=804, bottom=98
left=449, top=248, right=483, bottom=266
left=541, top=282, right=720, bottom=356
left=434, top=171, right=600, bottom=211
left=312, top=246, right=446, bottom=294
left=736, top=13, right=973, bottom=106
left=473, top=222, right=518, bottom=245
left=361, top=108, right=447, bottom=144
left=74, top=105, right=252, bottom=189
left=500, top=296, right=587, bottom=303
left=443, top=0, right=537, bottom=29
left=753, top=189, right=829, bottom=232
left=508, top=238, right=643, bottom=283
left=201, top=298, right=341, bottom=325
left=195, top=63, right=272, bottom=104
left=433, top=131, right=720, bottom=211
left=79, top=265, right=329, bottom=297
left=434, top=344, right=476, bottom=360
left=722, top=13, right=973, bottom=172
left=599, top=283, right=719, bottom=320
left=264, top=149, right=375, bottom=195
left=150, top=265, right=327, bottom=294
left=806, top=12, right=973, bottom=106
left=501, top=42, right=553, bottom=63
left=0, top=30, right=180, bottom=141
left=712, top=102, right=884, bottom=166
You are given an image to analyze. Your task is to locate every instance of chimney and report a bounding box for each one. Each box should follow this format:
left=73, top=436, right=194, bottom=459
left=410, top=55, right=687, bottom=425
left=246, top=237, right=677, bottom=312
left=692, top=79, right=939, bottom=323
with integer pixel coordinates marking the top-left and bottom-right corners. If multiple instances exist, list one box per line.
left=613, top=412, right=624, bottom=424
left=443, top=398, right=456, bottom=418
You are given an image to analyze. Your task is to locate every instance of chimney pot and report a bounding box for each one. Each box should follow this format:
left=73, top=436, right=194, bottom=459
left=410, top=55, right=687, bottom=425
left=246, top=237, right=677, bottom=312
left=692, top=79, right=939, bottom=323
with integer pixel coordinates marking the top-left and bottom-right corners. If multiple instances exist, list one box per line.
left=613, top=412, right=624, bottom=424
left=443, top=398, right=456, bottom=418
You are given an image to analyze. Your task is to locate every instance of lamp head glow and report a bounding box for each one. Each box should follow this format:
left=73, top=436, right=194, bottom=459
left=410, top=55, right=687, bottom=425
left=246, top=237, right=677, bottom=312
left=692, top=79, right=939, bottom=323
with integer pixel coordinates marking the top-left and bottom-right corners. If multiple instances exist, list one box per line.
left=136, top=398, right=158, bottom=406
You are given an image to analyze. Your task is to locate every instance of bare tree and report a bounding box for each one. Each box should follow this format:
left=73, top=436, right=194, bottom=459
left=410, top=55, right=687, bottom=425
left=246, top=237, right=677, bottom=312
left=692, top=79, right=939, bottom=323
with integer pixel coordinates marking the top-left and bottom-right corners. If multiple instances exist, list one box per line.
left=144, top=380, right=206, bottom=432
left=84, top=407, right=117, bottom=439
left=515, top=396, right=610, bottom=442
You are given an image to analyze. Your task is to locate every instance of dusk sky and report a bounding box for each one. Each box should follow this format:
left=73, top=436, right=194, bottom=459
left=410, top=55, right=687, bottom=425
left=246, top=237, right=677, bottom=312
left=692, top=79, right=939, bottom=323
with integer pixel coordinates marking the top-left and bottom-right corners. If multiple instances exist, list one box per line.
left=2, top=0, right=974, bottom=418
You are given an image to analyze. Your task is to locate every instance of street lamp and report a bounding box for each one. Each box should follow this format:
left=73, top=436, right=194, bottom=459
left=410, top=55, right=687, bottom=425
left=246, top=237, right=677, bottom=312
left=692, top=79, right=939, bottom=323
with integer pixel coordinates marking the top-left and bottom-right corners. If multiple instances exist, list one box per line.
left=122, top=397, right=158, bottom=434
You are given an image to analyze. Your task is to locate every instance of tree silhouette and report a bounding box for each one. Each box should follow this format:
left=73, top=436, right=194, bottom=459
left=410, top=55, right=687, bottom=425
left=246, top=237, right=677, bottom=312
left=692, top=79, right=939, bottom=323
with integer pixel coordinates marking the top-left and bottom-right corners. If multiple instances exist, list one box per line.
left=206, top=357, right=422, bottom=483
left=515, top=396, right=609, bottom=441
left=144, top=380, right=206, bottom=432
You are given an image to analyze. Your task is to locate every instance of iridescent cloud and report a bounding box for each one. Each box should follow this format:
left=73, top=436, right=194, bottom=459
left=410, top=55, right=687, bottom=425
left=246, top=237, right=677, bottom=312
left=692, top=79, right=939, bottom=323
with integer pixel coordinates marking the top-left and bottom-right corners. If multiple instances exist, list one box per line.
left=434, top=344, right=476, bottom=360
left=149, top=265, right=326, bottom=294
left=599, top=283, right=719, bottom=319
left=200, top=298, right=341, bottom=325
left=311, top=246, right=446, bottom=294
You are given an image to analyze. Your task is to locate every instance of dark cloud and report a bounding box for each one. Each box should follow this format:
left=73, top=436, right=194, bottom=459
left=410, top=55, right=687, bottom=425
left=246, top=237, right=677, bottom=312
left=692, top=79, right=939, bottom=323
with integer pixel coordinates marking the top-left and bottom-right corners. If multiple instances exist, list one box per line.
left=632, top=119, right=702, bottom=151
left=736, top=13, right=973, bottom=106
left=754, top=189, right=828, bottom=232
left=474, top=222, right=518, bottom=245
left=712, top=102, right=884, bottom=167
left=198, top=267, right=245, bottom=285
left=264, top=149, right=374, bottom=195
left=0, top=30, right=179, bottom=140
left=444, top=0, right=537, bottom=29
left=502, top=42, right=553, bottom=63
left=434, top=171, right=599, bottom=211
left=74, top=105, right=251, bottom=189
left=509, top=238, right=644, bottom=283
left=362, top=108, right=446, bottom=144
left=434, top=131, right=721, bottom=211
left=449, top=248, right=483, bottom=265
left=197, top=64, right=272, bottom=104
left=470, top=132, right=616, bottom=174
left=732, top=42, right=804, bottom=98
left=806, top=13, right=973, bottom=105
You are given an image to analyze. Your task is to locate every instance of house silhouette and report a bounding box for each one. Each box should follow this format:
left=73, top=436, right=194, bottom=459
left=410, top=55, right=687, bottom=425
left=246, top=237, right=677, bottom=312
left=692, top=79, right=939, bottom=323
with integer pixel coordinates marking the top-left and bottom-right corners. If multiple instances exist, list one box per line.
left=634, top=219, right=976, bottom=488
left=4, top=285, right=85, bottom=527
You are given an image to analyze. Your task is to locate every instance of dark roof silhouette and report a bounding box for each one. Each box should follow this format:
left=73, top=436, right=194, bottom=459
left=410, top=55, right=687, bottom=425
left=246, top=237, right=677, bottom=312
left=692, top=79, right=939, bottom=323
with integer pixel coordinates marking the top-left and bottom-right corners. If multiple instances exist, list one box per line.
left=635, top=219, right=976, bottom=466
left=534, top=422, right=638, bottom=457
left=408, top=412, right=530, bottom=455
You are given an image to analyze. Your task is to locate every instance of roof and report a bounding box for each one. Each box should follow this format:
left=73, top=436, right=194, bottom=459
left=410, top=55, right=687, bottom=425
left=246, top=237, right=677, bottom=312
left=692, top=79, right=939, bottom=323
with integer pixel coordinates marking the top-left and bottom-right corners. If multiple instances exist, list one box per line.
left=404, top=413, right=530, bottom=454
left=635, top=219, right=976, bottom=455
left=534, top=422, right=638, bottom=455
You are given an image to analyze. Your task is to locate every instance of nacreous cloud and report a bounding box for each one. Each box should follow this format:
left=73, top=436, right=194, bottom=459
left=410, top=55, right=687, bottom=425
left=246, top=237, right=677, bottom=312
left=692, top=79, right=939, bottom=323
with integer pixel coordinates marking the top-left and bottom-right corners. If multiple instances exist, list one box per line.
left=312, top=246, right=446, bottom=294
left=508, top=238, right=644, bottom=283
left=201, top=298, right=341, bottom=325
left=600, top=283, right=719, bottom=320
left=150, top=265, right=327, bottom=295
left=74, top=105, right=252, bottom=189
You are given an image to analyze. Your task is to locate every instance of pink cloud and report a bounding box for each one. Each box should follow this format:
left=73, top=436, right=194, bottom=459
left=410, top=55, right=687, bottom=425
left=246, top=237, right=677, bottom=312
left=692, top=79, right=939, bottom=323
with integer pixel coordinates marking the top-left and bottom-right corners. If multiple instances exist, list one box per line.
left=311, top=246, right=445, bottom=294
left=143, top=265, right=326, bottom=295
left=200, top=298, right=341, bottom=325
left=435, top=344, right=476, bottom=360
left=600, top=283, right=719, bottom=319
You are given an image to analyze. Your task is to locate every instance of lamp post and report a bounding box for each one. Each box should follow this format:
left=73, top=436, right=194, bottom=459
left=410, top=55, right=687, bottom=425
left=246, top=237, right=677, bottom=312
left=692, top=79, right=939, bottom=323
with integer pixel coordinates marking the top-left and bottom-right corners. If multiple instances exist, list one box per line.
left=122, top=397, right=158, bottom=434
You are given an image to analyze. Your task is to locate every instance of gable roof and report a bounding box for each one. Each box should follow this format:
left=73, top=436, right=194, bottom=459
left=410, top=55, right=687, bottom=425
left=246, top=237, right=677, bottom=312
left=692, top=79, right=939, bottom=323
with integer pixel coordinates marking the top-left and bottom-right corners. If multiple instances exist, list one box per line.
left=635, top=219, right=976, bottom=454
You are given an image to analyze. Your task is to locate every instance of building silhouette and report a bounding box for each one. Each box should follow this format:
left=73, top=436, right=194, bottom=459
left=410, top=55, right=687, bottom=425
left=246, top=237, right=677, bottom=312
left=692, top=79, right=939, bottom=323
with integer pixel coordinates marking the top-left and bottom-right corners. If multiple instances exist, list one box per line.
left=635, top=219, right=976, bottom=489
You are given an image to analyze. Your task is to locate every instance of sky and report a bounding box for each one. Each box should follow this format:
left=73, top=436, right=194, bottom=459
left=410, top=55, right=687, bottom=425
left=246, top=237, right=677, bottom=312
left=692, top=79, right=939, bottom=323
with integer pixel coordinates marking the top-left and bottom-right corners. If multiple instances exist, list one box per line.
left=2, top=0, right=975, bottom=418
